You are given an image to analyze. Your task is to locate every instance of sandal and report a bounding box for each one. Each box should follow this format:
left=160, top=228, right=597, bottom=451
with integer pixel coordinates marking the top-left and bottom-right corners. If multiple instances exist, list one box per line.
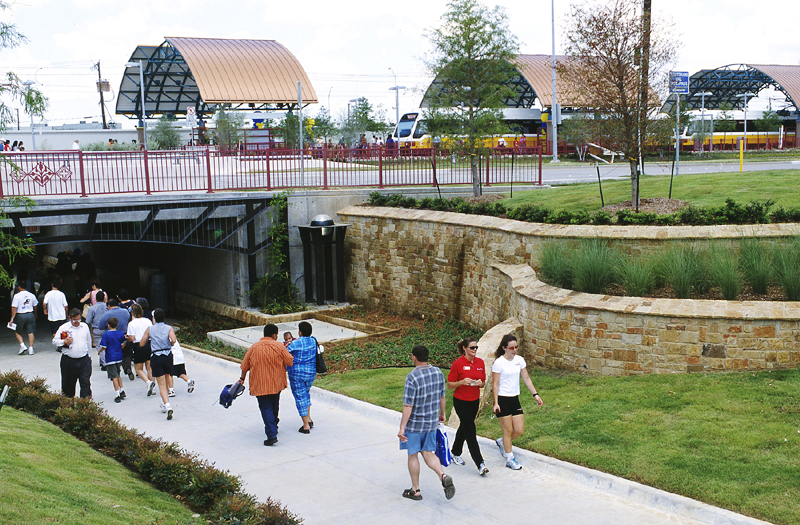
left=298, top=426, right=310, bottom=434
left=441, top=474, right=455, bottom=500
left=402, top=488, right=422, bottom=501
left=308, top=420, right=314, bottom=428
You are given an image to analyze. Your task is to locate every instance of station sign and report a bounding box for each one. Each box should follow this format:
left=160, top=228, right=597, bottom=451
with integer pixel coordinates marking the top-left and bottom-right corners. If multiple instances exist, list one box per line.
left=669, top=71, right=690, bottom=95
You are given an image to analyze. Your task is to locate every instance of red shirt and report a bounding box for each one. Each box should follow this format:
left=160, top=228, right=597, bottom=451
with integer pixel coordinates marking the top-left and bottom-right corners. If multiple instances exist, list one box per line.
left=447, top=355, right=486, bottom=401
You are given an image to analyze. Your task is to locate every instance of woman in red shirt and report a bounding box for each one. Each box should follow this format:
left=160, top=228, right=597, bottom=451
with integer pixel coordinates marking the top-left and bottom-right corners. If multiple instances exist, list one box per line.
left=447, top=337, right=488, bottom=475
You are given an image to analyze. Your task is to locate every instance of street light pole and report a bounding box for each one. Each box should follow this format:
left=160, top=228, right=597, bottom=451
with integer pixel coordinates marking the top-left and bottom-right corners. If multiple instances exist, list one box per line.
left=22, top=80, right=36, bottom=150
left=697, top=91, right=713, bottom=153
left=550, top=0, right=559, bottom=162
left=388, top=68, right=405, bottom=145
left=736, top=92, right=755, bottom=150
left=125, top=61, right=147, bottom=149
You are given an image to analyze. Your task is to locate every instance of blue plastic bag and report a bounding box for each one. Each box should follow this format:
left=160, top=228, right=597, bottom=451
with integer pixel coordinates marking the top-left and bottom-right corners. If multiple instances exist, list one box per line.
left=435, top=423, right=452, bottom=467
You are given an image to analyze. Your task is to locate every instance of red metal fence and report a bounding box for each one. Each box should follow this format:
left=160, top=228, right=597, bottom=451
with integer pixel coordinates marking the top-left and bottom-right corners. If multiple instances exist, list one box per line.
left=0, top=146, right=543, bottom=198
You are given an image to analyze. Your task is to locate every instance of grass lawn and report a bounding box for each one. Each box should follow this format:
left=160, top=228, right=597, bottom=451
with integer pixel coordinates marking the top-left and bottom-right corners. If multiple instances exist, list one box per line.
left=506, top=169, right=800, bottom=213
left=316, top=365, right=800, bottom=525
left=0, top=408, right=198, bottom=525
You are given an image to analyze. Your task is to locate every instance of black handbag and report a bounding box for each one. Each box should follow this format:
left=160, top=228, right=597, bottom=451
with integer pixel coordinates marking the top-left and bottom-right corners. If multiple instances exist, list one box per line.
left=313, top=337, right=327, bottom=374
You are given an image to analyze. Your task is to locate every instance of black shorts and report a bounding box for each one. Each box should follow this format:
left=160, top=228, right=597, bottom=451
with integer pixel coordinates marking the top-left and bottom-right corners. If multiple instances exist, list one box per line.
left=132, top=341, right=151, bottom=364
left=496, top=395, right=523, bottom=418
left=49, top=320, right=65, bottom=335
left=150, top=353, right=173, bottom=378
left=172, top=363, right=187, bottom=377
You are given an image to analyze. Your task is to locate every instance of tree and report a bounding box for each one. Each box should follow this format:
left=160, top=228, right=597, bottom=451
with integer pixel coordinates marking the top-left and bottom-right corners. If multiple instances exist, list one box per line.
left=424, top=0, right=519, bottom=197
left=337, top=97, right=390, bottom=146
left=149, top=116, right=181, bottom=150
left=755, top=110, right=780, bottom=132
left=213, top=108, right=245, bottom=150
left=716, top=102, right=736, bottom=132
left=311, top=107, right=337, bottom=143
left=560, top=0, right=678, bottom=205
left=0, top=0, right=47, bottom=287
left=559, top=113, right=596, bottom=161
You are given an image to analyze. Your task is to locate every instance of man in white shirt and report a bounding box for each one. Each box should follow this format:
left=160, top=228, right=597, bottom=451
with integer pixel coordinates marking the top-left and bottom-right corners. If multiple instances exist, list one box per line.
left=43, top=276, right=69, bottom=339
left=52, top=308, right=93, bottom=398
left=10, top=280, right=38, bottom=355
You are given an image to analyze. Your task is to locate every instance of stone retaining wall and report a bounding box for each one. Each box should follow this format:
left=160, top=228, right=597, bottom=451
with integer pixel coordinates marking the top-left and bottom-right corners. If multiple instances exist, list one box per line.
left=337, top=206, right=800, bottom=375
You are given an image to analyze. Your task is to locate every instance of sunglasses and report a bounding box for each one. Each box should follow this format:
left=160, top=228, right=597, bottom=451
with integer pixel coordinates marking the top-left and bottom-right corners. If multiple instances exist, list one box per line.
left=468, top=345, right=478, bottom=350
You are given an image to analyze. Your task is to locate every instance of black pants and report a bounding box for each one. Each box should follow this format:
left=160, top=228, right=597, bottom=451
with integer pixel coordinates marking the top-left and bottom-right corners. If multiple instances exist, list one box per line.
left=60, top=354, right=92, bottom=398
left=451, top=397, right=483, bottom=467
left=121, top=341, right=132, bottom=373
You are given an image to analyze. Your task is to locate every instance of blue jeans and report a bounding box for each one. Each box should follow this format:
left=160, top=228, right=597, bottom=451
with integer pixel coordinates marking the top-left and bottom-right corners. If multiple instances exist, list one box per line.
left=257, top=393, right=281, bottom=439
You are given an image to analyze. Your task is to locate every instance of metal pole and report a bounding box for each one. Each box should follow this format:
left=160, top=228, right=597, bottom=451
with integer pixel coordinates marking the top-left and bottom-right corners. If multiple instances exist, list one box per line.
left=298, top=81, right=304, bottom=188
left=550, top=0, right=559, bottom=162
left=139, top=63, right=146, bottom=149
left=96, top=61, right=108, bottom=129
left=675, top=93, right=680, bottom=179
left=743, top=94, right=748, bottom=151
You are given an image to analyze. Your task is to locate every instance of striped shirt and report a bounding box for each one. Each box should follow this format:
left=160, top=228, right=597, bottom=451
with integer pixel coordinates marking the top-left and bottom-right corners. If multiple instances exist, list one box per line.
left=241, top=337, right=294, bottom=396
left=403, top=365, right=446, bottom=433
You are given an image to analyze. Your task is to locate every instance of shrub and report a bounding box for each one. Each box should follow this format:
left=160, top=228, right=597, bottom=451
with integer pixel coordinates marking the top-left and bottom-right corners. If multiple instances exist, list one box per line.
left=418, top=197, right=434, bottom=209
left=249, top=271, right=303, bottom=314
left=771, top=206, right=800, bottom=223
left=507, top=204, right=551, bottom=223
left=617, top=210, right=659, bottom=225
left=537, top=240, right=572, bottom=288
left=772, top=238, right=800, bottom=301
left=740, top=237, right=772, bottom=295
left=368, top=191, right=388, bottom=206
left=570, top=238, right=617, bottom=294
left=677, top=206, right=717, bottom=226
left=591, top=210, right=613, bottom=225
left=616, top=255, right=656, bottom=297
left=707, top=243, right=741, bottom=300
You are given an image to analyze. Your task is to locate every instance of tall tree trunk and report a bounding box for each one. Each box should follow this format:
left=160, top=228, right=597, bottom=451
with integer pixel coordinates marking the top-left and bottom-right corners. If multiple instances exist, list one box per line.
left=471, top=154, right=480, bottom=197
left=630, top=159, right=639, bottom=211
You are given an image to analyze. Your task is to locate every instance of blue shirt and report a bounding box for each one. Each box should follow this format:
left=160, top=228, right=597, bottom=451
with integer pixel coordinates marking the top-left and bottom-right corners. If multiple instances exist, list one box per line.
left=98, top=307, right=130, bottom=334
left=99, top=330, right=126, bottom=365
left=403, top=365, right=445, bottom=433
left=287, top=336, right=317, bottom=378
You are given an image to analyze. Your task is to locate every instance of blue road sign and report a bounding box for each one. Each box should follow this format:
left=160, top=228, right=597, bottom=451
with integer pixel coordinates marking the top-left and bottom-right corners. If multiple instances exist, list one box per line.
left=669, top=71, right=690, bottom=95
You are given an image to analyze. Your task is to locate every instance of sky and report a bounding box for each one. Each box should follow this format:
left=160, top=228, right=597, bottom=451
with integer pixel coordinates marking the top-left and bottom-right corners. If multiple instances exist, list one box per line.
left=3, top=0, right=800, bottom=129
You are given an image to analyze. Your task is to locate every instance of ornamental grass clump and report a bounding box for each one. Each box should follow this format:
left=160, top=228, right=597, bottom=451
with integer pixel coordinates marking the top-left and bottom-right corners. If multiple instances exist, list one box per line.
left=707, top=243, right=741, bottom=300
left=616, top=254, right=656, bottom=297
left=739, top=237, right=772, bottom=295
left=537, top=240, right=573, bottom=289
left=772, top=237, right=800, bottom=301
left=570, top=238, right=617, bottom=294
left=656, top=244, right=706, bottom=299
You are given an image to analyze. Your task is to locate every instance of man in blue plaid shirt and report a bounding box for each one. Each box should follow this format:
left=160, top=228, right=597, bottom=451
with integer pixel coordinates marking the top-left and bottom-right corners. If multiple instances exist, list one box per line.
left=398, top=345, right=455, bottom=501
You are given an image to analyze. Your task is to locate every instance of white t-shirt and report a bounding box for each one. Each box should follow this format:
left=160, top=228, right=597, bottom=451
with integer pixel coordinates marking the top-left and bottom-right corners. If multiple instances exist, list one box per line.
left=491, top=354, right=526, bottom=397
left=12, top=290, right=38, bottom=314
left=44, top=290, right=69, bottom=321
left=127, top=317, right=152, bottom=343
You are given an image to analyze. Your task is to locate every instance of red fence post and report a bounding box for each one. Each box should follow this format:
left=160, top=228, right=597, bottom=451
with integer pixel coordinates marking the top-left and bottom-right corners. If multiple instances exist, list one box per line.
left=485, top=154, right=491, bottom=187
left=79, top=150, right=87, bottom=197
left=142, top=150, right=152, bottom=195
left=265, top=148, right=271, bottom=191
left=378, top=146, right=384, bottom=189
left=205, top=148, right=212, bottom=193
left=538, top=146, right=543, bottom=185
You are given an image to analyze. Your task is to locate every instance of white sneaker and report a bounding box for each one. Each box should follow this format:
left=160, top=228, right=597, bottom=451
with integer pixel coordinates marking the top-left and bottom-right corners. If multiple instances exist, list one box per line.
left=168, top=388, right=175, bottom=397
left=147, top=381, right=156, bottom=397
left=187, top=379, right=195, bottom=393
left=27, top=347, right=34, bottom=355
left=18, top=344, right=27, bottom=355
left=451, top=455, right=465, bottom=466
left=166, top=405, right=173, bottom=420
left=478, top=462, right=489, bottom=476
left=160, top=403, right=167, bottom=413
left=495, top=437, right=507, bottom=458
left=505, top=457, right=522, bottom=470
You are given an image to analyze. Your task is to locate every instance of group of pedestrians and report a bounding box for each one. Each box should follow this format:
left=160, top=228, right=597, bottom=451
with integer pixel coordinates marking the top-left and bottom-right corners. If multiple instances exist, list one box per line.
left=238, top=321, right=319, bottom=446
left=398, top=334, right=543, bottom=501
left=10, top=277, right=193, bottom=421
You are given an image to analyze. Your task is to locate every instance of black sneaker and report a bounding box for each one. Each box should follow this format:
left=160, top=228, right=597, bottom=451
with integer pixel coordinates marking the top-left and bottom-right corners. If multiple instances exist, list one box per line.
left=119, top=391, right=126, bottom=399
left=114, top=396, right=122, bottom=403
left=127, top=370, right=135, bottom=381
left=264, top=437, right=278, bottom=446
left=100, top=365, right=107, bottom=372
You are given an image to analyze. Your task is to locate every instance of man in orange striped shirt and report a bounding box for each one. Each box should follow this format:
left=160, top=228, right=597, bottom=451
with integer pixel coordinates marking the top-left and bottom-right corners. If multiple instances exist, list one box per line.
left=237, top=324, right=294, bottom=446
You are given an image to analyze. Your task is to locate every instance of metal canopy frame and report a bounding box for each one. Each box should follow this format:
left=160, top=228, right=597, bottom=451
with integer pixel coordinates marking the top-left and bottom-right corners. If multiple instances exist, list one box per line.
left=116, top=42, right=305, bottom=120
left=421, top=67, right=539, bottom=109
left=5, top=197, right=278, bottom=257
left=661, top=64, right=798, bottom=114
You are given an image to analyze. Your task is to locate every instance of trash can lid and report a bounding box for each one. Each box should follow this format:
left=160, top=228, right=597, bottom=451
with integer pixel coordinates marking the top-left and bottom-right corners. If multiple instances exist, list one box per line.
left=310, top=214, right=334, bottom=227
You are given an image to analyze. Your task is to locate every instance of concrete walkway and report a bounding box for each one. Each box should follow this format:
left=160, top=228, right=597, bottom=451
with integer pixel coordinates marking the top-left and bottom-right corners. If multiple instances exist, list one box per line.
left=0, top=326, right=770, bottom=525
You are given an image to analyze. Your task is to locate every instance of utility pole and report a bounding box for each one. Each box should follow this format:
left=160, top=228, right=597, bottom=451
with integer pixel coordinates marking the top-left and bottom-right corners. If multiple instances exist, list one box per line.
left=95, top=62, right=108, bottom=129
left=636, top=0, right=652, bottom=209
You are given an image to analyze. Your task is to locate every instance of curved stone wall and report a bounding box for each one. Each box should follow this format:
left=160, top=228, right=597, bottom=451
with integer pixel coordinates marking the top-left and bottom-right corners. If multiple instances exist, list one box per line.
left=337, top=206, right=800, bottom=375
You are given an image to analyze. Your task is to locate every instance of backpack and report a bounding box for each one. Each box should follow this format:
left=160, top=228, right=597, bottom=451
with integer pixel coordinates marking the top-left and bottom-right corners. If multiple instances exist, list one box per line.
left=219, top=382, right=245, bottom=409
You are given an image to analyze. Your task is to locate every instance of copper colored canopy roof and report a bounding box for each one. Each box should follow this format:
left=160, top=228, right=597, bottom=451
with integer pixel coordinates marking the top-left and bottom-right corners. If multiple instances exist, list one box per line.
left=166, top=37, right=317, bottom=104
left=511, top=54, right=573, bottom=108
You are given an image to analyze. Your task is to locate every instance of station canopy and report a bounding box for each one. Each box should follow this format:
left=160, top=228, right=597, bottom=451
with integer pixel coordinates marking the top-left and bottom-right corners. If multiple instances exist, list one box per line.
left=660, top=64, right=800, bottom=114
left=421, top=54, right=577, bottom=110
left=116, top=37, right=318, bottom=120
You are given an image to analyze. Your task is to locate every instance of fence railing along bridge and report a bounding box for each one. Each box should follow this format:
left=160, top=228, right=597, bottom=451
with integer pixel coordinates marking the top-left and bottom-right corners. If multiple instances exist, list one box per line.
left=0, top=146, right=543, bottom=198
